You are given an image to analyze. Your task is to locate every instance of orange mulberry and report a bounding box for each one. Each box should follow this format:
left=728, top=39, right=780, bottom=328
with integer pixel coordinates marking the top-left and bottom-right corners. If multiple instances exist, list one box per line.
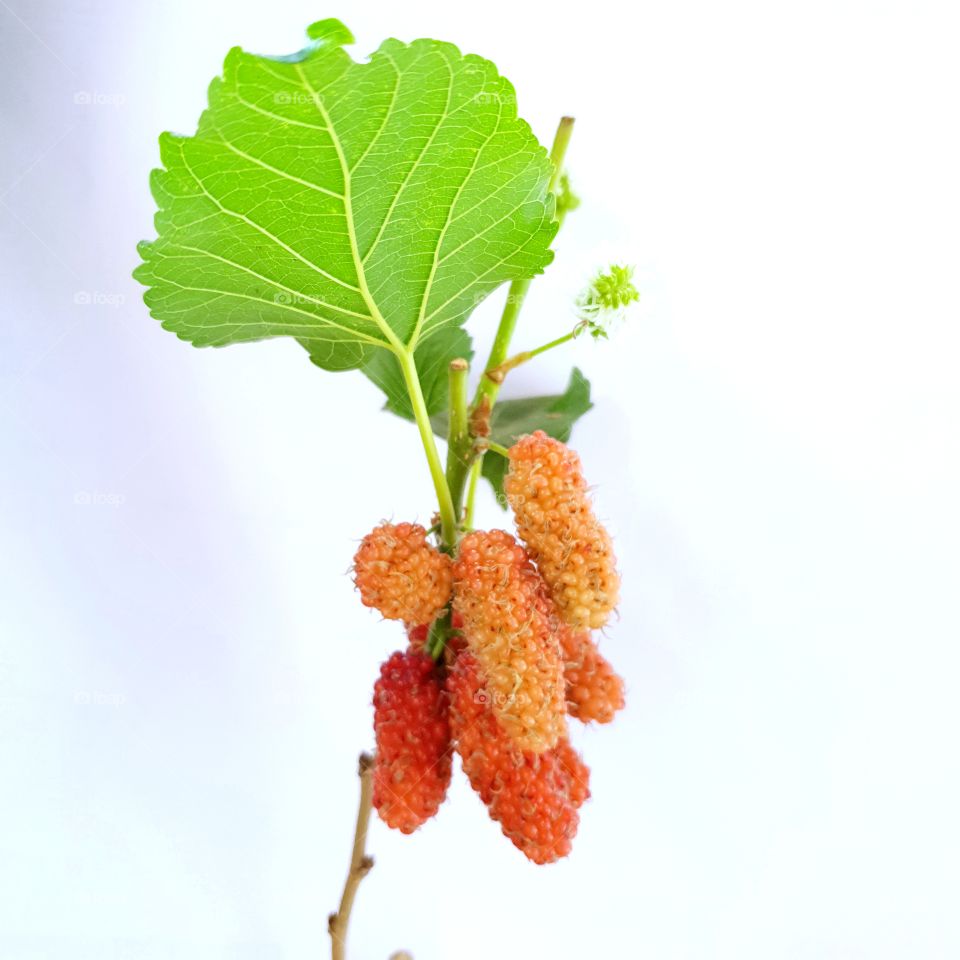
left=505, top=431, right=620, bottom=629
left=557, top=624, right=625, bottom=724
left=372, top=650, right=452, bottom=833
left=353, top=522, right=452, bottom=625
left=452, top=529, right=566, bottom=753
left=447, top=652, right=589, bottom=864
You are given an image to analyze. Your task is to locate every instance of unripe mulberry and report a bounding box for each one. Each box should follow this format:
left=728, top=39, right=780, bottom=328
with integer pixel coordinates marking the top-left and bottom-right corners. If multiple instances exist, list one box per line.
left=353, top=522, right=452, bottom=625
left=372, top=650, right=452, bottom=833
left=452, top=530, right=566, bottom=753
left=447, top=652, right=589, bottom=864
left=505, top=431, right=620, bottom=629
left=557, top=624, right=626, bottom=724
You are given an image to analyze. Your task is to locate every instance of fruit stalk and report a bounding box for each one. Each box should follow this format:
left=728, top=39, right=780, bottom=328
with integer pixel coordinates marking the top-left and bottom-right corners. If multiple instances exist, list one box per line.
left=444, top=357, right=473, bottom=531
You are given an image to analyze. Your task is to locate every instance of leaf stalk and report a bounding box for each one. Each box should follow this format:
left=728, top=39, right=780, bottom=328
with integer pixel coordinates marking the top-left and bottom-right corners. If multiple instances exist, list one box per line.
left=397, top=348, right=458, bottom=546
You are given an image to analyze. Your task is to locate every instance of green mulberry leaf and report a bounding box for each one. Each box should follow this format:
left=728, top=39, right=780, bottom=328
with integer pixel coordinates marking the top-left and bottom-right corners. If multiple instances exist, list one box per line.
left=134, top=18, right=557, bottom=385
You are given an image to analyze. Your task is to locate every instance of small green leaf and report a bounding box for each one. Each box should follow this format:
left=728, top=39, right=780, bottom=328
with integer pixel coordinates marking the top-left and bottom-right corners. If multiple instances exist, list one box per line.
left=135, top=19, right=557, bottom=395
left=481, top=452, right=511, bottom=508
left=487, top=367, right=592, bottom=445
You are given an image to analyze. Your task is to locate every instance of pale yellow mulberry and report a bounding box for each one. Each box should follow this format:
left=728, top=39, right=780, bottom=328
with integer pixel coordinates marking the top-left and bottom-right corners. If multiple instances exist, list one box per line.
left=506, top=431, right=620, bottom=629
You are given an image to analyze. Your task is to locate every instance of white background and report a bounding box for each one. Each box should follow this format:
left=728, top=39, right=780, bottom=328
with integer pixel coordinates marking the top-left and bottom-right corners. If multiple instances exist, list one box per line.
left=2, top=1, right=959, bottom=957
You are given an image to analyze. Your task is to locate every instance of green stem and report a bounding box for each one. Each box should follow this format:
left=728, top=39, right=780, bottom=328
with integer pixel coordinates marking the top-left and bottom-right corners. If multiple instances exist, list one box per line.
left=447, top=358, right=469, bottom=450
left=482, top=440, right=511, bottom=458
left=464, top=116, right=576, bottom=522
left=425, top=359, right=475, bottom=661
left=470, top=117, right=575, bottom=417
left=546, top=116, right=575, bottom=196
left=444, top=358, right=474, bottom=528
left=425, top=609, right=451, bottom=660
left=397, top=348, right=457, bottom=547
left=464, top=458, right=482, bottom=529
left=485, top=326, right=584, bottom=384
left=472, top=278, right=531, bottom=413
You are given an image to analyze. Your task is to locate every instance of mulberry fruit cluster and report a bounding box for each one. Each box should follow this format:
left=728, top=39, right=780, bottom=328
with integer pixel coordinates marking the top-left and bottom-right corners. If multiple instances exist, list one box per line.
left=353, top=433, right=624, bottom=862
left=353, top=522, right=452, bottom=625
left=505, top=431, right=620, bottom=629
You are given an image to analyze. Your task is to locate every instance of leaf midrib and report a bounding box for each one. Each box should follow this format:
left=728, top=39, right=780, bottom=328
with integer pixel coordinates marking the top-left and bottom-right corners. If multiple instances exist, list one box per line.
left=295, top=63, right=406, bottom=359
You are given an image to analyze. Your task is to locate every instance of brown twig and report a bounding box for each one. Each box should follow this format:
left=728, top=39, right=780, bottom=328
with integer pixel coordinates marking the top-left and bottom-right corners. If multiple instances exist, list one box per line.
left=329, top=753, right=375, bottom=960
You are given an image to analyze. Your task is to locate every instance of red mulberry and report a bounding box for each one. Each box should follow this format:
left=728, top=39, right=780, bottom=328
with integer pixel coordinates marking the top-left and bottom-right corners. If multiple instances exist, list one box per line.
left=452, top=530, right=566, bottom=753
left=372, top=650, right=451, bottom=833
left=557, top=624, right=626, bottom=724
left=353, top=522, right=452, bottom=625
left=447, top=652, right=589, bottom=864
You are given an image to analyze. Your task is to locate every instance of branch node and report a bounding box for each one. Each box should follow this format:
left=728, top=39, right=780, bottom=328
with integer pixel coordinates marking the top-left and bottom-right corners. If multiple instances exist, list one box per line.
left=470, top=396, right=492, bottom=438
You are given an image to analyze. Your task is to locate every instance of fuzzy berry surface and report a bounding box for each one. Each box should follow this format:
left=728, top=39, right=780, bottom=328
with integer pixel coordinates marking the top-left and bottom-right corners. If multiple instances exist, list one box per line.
left=447, top=652, right=589, bottom=864
left=505, top=431, right=620, bottom=630
left=557, top=624, right=626, bottom=724
left=353, top=522, right=452, bottom=625
left=452, top=529, right=566, bottom=754
left=372, top=650, right=452, bottom=834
